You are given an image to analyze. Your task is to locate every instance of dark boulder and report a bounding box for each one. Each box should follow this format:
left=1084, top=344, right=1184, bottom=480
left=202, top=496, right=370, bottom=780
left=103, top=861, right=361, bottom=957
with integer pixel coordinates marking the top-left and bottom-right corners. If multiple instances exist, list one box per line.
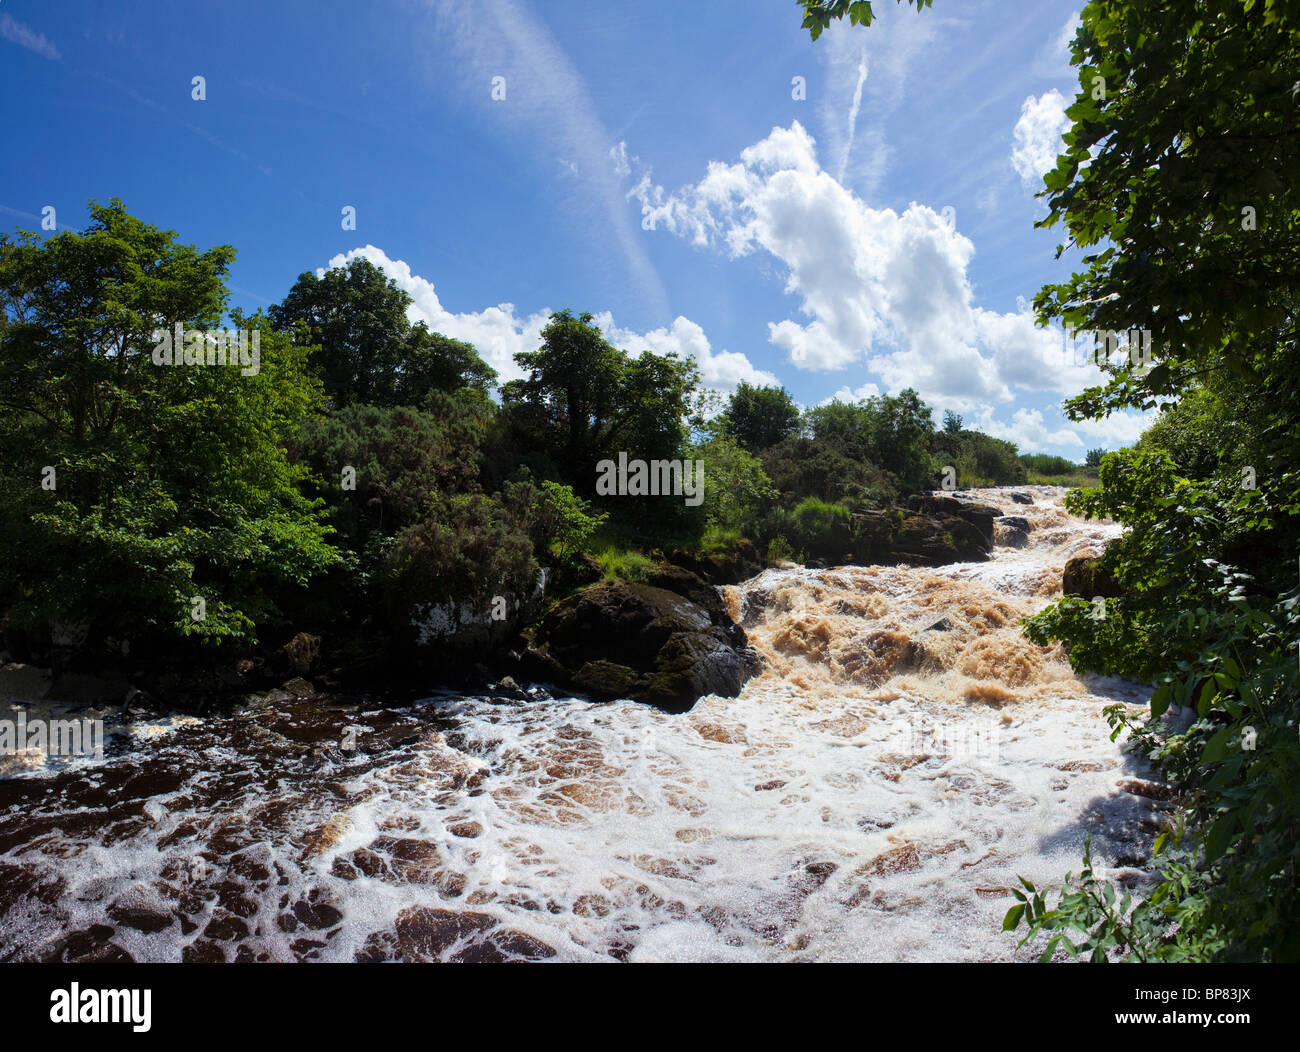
left=1062, top=555, right=1124, bottom=598
left=906, top=495, right=999, bottom=549
left=892, top=513, right=991, bottom=564
left=995, top=515, right=1031, bottom=532
left=643, top=564, right=728, bottom=619
left=997, top=525, right=1030, bottom=549
left=1008, top=491, right=1034, bottom=505
left=274, top=632, right=321, bottom=677
left=665, top=539, right=762, bottom=586
left=520, top=580, right=760, bottom=712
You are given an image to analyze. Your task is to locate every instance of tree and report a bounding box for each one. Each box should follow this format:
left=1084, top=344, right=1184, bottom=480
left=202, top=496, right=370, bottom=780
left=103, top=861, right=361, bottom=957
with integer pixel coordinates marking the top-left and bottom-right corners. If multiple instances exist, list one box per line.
left=722, top=381, right=801, bottom=453
left=692, top=432, right=777, bottom=532
left=271, top=257, right=495, bottom=407
left=501, top=309, right=699, bottom=485
left=798, top=0, right=934, bottom=40
left=0, top=200, right=340, bottom=646
left=942, top=409, right=963, bottom=434
left=1035, top=1, right=1300, bottom=423
left=1083, top=448, right=1104, bottom=468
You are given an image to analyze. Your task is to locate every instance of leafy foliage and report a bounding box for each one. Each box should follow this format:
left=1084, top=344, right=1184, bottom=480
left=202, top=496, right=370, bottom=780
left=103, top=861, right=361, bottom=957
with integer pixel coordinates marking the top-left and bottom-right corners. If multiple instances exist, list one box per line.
left=797, top=0, right=934, bottom=41
left=692, top=432, right=777, bottom=533
left=271, top=257, right=496, bottom=407
left=1011, top=0, right=1300, bottom=962
left=0, top=201, right=340, bottom=646
left=502, top=309, right=698, bottom=487
left=721, top=381, right=800, bottom=453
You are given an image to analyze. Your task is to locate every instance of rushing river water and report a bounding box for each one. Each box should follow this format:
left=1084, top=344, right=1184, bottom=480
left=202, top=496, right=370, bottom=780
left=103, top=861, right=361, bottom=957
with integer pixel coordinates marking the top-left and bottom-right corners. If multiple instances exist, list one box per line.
left=0, top=486, right=1164, bottom=962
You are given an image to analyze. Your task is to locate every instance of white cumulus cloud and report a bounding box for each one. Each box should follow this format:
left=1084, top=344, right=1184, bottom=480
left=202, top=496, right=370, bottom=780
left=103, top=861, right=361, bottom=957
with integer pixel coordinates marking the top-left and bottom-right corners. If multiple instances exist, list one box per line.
left=1010, top=89, right=1071, bottom=187
left=624, top=121, right=1104, bottom=412
left=321, top=246, right=772, bottom=393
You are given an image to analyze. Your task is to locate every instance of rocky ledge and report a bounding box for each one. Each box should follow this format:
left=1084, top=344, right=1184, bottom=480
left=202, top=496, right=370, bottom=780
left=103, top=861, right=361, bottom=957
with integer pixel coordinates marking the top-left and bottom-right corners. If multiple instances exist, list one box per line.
left=514, top=570, right=761, bottom=713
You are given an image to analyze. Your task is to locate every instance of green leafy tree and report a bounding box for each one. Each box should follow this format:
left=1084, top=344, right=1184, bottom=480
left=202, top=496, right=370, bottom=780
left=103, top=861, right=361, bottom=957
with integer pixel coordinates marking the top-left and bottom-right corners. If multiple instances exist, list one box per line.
left=501, top=309, right=699, bottom=485
left=722, top=381, right=801, bottom=453
left=1009, top=0, right=1300, bottom=962
left=692, top=432, right=777, bottom=532
left=271, top=257, right=496, bottom=407
left=536, top=480, right=607, bottom=566
left=798, top=0, right=934, bottom=41
left=0, top=200, right=340, bottom=646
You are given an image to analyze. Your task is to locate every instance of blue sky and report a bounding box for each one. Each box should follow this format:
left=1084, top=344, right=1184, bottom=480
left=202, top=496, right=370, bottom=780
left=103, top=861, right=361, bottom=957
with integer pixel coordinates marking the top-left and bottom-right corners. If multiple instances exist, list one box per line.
left=0, top=0, right=1151, bottom=457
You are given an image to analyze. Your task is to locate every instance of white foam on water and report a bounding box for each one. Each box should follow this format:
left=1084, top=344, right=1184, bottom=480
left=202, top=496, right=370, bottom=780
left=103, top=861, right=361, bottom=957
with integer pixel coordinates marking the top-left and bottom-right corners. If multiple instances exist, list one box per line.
left=0, top=486, right=1161, bottom=962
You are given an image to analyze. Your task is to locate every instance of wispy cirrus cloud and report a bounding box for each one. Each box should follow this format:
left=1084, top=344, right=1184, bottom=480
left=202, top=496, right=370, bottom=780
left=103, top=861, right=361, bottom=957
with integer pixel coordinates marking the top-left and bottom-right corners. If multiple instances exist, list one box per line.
left=0, top=12, right=60, bottom=61
left=419, top=0, right=668, bottom=318
left=813, top=14, right=938, bottom=197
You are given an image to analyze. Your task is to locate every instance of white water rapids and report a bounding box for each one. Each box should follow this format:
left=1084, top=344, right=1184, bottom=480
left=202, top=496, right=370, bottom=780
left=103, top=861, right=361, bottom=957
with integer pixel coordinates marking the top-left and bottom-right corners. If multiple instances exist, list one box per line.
left=0, top=486, right=1163, bottom=962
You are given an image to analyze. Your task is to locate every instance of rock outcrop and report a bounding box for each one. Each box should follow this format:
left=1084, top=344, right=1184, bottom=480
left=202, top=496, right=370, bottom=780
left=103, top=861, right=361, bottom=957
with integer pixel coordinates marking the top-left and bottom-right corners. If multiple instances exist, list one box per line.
left=518, top=577, right=761, bottom=712
left=1062, top=555, right=1124, bottom=598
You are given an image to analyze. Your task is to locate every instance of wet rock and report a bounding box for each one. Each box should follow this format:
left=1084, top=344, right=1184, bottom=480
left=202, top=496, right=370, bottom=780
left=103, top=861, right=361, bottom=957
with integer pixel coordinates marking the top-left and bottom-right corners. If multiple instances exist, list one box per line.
left=38, top=926, right=134, bottom=963
left=521, top=581, right=760, bottom=712
left=642, top=564, right=728, bottom=619
left=392, top=906, right=496, bottom=962
left=997, top=525, right=1030, bottom=549
left=995, top=515, right=1031, bottom=532
left=281, top=676, right=317, bottom=698
left=1008, top=491, right=1033, bottom=504
left=203, top=913, right=250, bottom=941
left=182, top=940, right=227, bottom=963
left=893, top=513, right=991, bottom=564
left=275, top=632, right=321, bottom=676
left=451, top=929, right=558, bottom=962
left=922, top=617, right=954, bottom=633
left=665, top=539, right=762, bottom=586
left=861, top=843, right=922, bottom=877
left=106, top=900, right=175, bottom=934
left=490, top=675, right=529, bottom=700
left=1062, top=555, right=1124, bottom=598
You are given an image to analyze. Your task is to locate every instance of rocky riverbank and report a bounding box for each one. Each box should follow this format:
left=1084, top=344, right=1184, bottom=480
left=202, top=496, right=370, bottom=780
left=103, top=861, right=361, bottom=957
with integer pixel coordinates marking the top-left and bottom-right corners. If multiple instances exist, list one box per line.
left=2, top=492, right=1030, bottom=718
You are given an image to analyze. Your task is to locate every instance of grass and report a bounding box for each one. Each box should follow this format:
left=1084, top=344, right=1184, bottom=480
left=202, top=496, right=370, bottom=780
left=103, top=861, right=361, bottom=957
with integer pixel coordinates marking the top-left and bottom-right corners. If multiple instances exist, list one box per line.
left=701, top=524, right=743, bottom=555
left=591, top=541, right=656, bottom=582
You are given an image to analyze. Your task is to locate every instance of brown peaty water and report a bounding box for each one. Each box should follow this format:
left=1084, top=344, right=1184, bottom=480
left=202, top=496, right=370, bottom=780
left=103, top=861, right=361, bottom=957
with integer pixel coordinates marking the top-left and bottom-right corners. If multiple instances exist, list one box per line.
left=0, top=486, right=1162, bottom=962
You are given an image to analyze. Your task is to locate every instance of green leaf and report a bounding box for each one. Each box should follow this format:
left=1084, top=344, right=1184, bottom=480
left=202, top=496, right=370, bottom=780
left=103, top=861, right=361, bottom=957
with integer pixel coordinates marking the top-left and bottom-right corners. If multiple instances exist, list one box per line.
left=1201, top=726, right=1232, bottom=764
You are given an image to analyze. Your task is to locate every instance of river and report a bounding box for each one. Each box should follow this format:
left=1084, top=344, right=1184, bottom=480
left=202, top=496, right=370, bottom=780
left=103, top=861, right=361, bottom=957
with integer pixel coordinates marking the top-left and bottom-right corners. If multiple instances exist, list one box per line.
left=0, top=486, right=1162, bottom=962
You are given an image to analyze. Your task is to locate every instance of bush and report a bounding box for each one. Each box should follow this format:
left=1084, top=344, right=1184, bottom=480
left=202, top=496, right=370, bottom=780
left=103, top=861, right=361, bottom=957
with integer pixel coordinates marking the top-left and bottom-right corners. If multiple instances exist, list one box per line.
left=764, top=497, right=851, bottom=563
left=592, top=544, right=656, bottom=583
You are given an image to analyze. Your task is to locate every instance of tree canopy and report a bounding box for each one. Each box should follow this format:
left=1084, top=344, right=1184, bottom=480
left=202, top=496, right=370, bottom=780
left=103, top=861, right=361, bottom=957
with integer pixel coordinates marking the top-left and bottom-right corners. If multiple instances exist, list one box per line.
left=271, top=256, right=496, bottom=407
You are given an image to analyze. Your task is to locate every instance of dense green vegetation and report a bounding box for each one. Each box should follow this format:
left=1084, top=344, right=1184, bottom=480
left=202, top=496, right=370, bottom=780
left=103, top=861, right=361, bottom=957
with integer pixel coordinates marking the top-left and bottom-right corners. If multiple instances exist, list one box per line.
left=0, top=199, right=1033, bottom=674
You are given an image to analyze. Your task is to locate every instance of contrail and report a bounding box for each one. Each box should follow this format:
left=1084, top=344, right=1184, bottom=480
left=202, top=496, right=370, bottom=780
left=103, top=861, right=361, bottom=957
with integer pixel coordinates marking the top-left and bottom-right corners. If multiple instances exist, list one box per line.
left=838, top=49, right=869, bottom=185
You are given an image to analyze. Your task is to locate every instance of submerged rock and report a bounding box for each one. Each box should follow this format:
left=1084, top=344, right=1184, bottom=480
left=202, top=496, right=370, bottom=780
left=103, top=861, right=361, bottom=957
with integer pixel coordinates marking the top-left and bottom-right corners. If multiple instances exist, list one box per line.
left=520, top=578, right=761, bottom=712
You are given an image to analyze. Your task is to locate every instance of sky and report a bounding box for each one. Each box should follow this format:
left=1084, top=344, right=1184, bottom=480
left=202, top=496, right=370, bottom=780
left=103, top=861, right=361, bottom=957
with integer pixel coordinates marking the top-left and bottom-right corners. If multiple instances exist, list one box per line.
left=0, top=0, right=1153, bottom=457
